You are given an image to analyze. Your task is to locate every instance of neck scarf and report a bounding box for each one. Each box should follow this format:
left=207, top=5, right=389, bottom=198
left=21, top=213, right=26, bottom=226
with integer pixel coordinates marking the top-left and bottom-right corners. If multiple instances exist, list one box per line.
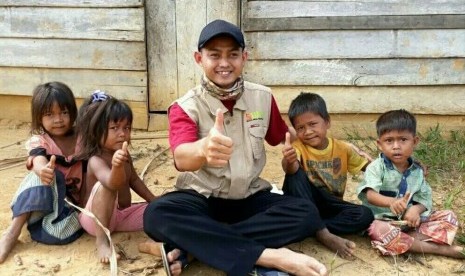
left=201, top=74, right=244, bottom=101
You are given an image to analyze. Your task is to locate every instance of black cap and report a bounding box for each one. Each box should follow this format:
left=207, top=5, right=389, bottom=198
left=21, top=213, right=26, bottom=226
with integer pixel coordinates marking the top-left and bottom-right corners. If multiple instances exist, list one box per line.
left=197, top=19, right=245, bottom=50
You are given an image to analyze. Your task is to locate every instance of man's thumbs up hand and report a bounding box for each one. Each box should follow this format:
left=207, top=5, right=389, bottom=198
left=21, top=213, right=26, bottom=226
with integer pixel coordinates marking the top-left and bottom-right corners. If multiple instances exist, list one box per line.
left=200, top=109, right=233, bottom=167
left=213, top=108, right=225, bottom=133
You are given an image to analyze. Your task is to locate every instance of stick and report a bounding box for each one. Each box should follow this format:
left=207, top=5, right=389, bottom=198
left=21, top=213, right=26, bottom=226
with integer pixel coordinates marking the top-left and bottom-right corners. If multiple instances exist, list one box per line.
left=0, top=162, right=24, bottom=171
left=65, top=198, right=118, bottom=276
left=0, top=140, right=25, bottom=149
left=139, top=147, right=170, bottom=180
left=127, top=263, right=160, bottom=273
left=0, top=156, right=27, bottom=171
left=131, top=134, right=168, bottom=140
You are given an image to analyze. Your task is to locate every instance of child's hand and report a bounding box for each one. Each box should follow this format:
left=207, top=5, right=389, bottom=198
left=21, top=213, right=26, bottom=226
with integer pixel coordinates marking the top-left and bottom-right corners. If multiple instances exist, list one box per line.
left=201, top=108, right=233, bottom=167
left=389, top=192, right=410, bottom=216
left=112, top=141, right=129, bottom=167
left=40, top=155, right=56, bottom=185
left=402, top=207, right=421, bottom=228
left=348, top=142, right=373, bottom=162
left=282, top=132, right=297, bottom=165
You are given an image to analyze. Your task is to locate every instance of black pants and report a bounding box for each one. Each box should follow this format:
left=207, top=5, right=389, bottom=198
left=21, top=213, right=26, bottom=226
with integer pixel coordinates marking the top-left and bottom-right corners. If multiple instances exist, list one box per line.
left=143, top=189, right=321, bottom=276
left=283, top=168, right=374, bottom=235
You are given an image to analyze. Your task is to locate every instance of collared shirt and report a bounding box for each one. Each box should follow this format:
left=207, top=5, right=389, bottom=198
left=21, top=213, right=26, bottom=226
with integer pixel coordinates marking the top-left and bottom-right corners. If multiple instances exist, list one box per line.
left=293, top=138, right=368, bottom=198
left=357, top=153, right=432, bottom=218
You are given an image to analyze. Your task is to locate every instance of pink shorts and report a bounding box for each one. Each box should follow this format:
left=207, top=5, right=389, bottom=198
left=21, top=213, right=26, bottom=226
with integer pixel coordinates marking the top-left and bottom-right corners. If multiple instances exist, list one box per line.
left=368, top=210, right=458, bottom=256
left=78, top=182, right=147, bottom=236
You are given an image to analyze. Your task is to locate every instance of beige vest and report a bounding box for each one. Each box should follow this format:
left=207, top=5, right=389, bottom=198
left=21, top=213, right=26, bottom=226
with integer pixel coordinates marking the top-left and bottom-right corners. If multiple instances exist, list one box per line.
left=174, top=81, right=273, bottom=199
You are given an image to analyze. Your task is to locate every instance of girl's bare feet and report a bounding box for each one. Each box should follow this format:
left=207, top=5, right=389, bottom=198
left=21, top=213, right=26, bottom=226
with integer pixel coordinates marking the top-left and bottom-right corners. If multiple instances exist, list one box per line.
left=0, top=229, right=19, bottom=263
left=0, top=214, right=28, bottom=263
left=316, top=228, right=356, bottom=259
left=96, top=235, right=120, bottom=264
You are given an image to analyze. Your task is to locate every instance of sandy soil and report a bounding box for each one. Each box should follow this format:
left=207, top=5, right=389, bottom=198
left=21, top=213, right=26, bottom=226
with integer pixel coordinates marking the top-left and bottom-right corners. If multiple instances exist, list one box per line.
left=0, top=119, right=463, bottom=276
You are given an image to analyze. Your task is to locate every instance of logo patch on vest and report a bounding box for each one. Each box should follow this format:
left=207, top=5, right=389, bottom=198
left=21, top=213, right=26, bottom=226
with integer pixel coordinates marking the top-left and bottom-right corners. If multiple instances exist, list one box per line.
left=245, top=111, right=264, bottom=122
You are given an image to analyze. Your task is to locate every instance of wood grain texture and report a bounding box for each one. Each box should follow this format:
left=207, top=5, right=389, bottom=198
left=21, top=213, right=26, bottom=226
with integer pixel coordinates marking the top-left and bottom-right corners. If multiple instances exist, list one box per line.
left=0, top=38, right=146, bottom=70
left=246, top=1, right=465, bottom=18
left=244, top=15, right=465, bottom=31
left=269, top=85, right=465, bottom=115
left=0, top=0, right=144, bottom=7
left=244, top=58, right=465, bottom=86
left=146, top=0, right=178, bottom=111
left=247, top=30, right=465, bottom=59
left=0, top=67, right=146, bottom=101
left=0, top=7, right=145, bottom=41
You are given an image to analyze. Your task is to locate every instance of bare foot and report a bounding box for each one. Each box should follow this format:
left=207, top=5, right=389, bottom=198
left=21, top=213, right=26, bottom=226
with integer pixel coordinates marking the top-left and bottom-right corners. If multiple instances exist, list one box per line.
left=257, top=248, right=327, bottom=276
left=436, top=244, right=465, bottom=259
left=138, top=240, right=162, bottom=257
left=0, top=215, right=27, bottom=264
left=316, top=228, right=356, bottom=259
left=0, top=229, right=19, bottom=263
left=96, top=235, right=120, bottom=264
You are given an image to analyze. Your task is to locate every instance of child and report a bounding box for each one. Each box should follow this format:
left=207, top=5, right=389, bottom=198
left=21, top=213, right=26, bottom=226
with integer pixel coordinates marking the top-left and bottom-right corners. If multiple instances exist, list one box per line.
left=357, top=109, right=464, bottom=258
left=0, top=82, right=84, bottom=263
left=282, top=92, right=374, bottom=258
left=76, top=91, right=157, bottom=263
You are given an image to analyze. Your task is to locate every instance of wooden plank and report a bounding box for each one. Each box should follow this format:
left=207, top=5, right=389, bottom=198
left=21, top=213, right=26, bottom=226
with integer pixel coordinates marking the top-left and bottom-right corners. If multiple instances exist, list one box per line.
left=269, top=85, right=465, bottom=115
left=148, top=114, right=169, bottom=132
left=246, top=30, right=465, bottom=59
left=146, top=0, right=178, bottom=111
left=0, top=7, right=144, bottom=41
left=0, top=67, right=147, bottom=102
left=208, top=0, right=240, bottom=24
left=0, top=0, right=144, bottom=7
left=308, top=113, right=465, bottom=140
left=0, top=38, right=146, bottom=70
left=0, top=95, right=148, bottom=130
left=175, top=0, right=206, bottom=96
left=244, top=58, right=465, bottom=86
left=148, top=0, right=242, bottom=112
left=246, top=1, right=465, bottom=18
left=244, top=15, right=465, bottom=31
left=127, top=101, right=148, bottom=130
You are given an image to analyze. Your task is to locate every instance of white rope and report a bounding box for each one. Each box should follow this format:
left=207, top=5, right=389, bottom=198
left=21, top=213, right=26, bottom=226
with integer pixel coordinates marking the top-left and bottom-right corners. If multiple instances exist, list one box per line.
left=65, top=198, right=117, bottom=275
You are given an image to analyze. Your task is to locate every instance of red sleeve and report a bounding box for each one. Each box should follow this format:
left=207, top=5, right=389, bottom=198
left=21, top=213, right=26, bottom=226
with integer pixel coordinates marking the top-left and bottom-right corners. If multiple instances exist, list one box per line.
left=168, top=103, right=198, bottom=152
left=265, top=96, right=288, bottom=146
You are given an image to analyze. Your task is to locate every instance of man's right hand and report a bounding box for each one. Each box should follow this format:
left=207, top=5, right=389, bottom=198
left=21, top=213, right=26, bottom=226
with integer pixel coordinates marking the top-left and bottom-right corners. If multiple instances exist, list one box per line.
left=200, top=108, right=233, bottom=167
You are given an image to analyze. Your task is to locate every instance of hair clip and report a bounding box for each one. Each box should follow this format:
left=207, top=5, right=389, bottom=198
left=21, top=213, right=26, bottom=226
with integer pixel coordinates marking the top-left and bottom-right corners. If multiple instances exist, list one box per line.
left=91, top=90, right=108, bottom=103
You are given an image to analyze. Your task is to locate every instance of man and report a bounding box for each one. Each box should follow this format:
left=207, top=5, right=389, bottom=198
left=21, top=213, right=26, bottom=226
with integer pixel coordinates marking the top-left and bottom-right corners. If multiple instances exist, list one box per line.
left=143, top=19, right=328, bottom=276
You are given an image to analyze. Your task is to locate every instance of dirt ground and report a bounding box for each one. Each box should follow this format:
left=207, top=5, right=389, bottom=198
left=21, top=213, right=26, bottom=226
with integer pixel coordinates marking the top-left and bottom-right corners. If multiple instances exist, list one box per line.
left=0, top=119, right=464, bottom=276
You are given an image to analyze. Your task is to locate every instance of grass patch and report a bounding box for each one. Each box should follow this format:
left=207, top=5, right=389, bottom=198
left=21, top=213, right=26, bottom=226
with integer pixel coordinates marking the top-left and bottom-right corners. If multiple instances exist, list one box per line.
left=414, top=125, right=465, bottom=185
left=457, top=234, right=465, bottom=246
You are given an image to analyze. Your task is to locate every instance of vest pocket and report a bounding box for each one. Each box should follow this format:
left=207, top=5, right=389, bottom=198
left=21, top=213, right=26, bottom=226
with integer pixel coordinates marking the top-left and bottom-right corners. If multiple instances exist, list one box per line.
left=248, top=126, right=266, bottom=160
